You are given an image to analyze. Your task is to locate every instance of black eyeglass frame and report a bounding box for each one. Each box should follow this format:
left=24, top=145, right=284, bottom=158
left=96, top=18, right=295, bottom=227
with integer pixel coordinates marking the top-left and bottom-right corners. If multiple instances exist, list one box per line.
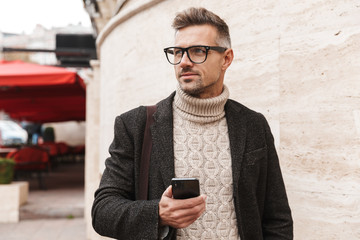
left=163, top=45, right=228, bottom=65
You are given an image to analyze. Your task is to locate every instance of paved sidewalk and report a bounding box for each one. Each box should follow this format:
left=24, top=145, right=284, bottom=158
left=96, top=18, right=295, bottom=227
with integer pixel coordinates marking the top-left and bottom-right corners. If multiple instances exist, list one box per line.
left=0, top=218, right=86, bottom=240
left=0, top=162, right=86, bottom=240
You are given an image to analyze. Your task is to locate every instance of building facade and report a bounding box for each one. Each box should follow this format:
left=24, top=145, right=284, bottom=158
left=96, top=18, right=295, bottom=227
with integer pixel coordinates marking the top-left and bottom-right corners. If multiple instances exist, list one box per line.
left=85, top=0, right=360, bottom=239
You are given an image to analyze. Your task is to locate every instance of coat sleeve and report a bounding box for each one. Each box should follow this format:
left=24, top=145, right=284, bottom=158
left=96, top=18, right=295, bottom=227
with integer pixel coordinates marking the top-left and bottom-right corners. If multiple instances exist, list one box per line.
left=91, top=110, right=162, bottom=240
left=262, top=118, right=293, bottom=239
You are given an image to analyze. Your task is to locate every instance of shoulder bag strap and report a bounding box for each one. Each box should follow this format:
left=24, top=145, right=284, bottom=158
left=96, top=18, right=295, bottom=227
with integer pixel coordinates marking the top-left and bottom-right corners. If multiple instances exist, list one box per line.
left=139, top=105, right=157, bottom=200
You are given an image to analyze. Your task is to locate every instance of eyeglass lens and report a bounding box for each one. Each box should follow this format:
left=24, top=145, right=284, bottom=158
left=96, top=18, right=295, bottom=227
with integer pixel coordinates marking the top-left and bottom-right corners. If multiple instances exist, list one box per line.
left=166, top=46, right=207, bottom=64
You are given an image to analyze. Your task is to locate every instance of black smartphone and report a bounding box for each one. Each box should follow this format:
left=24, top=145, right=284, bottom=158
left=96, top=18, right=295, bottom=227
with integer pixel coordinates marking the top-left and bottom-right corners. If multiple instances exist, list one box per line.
left=171, top=177, right=200, bottom=199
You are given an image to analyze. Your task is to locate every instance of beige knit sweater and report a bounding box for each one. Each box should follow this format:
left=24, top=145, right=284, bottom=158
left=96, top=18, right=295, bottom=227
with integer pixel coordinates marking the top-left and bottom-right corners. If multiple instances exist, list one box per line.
left=173, top=85, right=240, bottom=240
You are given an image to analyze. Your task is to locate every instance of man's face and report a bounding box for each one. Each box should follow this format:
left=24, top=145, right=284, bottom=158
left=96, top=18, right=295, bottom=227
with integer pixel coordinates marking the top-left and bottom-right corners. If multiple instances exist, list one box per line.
left=174, top=24, right=231, bottom=98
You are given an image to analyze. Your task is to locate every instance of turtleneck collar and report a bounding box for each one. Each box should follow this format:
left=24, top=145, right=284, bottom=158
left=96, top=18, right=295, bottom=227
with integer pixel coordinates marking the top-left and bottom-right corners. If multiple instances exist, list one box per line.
left=173, top=85, right=229, bottom=123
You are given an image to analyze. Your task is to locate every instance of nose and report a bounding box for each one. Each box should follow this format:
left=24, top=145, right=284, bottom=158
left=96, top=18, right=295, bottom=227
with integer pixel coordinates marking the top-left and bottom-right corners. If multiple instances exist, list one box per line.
left=179, top=51, right=193, bottom=67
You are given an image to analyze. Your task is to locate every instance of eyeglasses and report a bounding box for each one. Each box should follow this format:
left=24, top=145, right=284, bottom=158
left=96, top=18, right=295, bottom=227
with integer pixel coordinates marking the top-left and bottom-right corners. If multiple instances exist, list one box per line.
left=163, top=45, right=227, bottom=65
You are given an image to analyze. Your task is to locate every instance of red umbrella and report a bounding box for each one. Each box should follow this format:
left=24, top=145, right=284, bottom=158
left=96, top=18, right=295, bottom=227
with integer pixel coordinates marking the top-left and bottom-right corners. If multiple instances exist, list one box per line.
left=0, top=60, right=86, bottom=123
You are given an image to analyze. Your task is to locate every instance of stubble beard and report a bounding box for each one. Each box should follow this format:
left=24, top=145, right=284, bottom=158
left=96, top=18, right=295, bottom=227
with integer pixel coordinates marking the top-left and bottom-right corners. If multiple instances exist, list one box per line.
left=177, top=68, right=205, bottom=97
left=178, top=75, right=220, bottom=98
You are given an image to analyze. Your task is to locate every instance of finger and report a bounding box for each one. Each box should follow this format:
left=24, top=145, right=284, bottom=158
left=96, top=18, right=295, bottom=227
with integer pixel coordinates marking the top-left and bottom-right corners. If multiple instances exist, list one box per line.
left=160, top=198, right=206, bottom=229
left=201, top=194, right=207, bottom=201
left=169, top=204, right=206, bottom=229
left=171, top=199, right=206, bottom=220
left=175, top=194, right=207, bottom=210
left=162, top=185, right=173, bottom=198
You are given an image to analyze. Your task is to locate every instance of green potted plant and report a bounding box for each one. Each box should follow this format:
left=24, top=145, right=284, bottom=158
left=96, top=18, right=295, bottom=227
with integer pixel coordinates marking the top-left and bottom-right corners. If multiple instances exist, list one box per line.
left=0, top=158, right=15, bottom=184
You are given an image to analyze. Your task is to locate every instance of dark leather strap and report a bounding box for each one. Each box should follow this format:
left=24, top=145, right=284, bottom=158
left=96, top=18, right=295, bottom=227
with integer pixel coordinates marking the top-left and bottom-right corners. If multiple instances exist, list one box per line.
left=139, top=105, right=157, bottom=200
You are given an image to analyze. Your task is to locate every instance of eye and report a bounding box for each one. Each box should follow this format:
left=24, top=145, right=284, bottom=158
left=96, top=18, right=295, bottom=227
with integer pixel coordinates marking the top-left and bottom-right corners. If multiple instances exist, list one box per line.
left=173, top=48, right=183, bottom=56
left=190, top=47, right=206, bottom=55
left=166, top=49, right=174, bottom=55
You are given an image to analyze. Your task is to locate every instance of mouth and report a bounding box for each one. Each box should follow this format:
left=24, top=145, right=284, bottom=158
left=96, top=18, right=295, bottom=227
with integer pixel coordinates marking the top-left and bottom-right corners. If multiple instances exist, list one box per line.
left=180, top=71, right=199, bottom=78
left=180, top=73, right=198, bottom=82
left=181, top=72, right=197, bottom=77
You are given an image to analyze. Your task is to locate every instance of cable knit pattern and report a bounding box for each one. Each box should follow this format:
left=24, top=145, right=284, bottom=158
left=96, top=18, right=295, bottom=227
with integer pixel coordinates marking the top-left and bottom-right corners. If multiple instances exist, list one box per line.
left=173, top=85, right=240, bottom=240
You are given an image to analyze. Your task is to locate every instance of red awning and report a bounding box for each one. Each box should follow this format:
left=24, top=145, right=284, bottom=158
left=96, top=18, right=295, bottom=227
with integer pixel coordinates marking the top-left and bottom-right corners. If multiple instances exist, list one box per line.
left=0, top=60, right=86, bottom=123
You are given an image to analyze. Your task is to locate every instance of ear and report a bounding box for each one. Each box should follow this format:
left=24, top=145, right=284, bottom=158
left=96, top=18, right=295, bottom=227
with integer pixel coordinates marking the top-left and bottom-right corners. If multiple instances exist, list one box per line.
left=222, top=48, right=234, bottom=71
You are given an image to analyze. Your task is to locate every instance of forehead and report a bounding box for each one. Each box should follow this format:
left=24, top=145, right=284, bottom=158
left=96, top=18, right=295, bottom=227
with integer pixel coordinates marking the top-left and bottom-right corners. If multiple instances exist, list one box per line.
left=174, top=24, right=218, bottom=47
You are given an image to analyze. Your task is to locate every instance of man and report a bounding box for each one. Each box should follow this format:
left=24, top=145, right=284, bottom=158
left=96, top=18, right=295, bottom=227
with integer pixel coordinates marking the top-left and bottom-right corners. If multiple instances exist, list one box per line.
left=92, top=7, right=293, bottom=240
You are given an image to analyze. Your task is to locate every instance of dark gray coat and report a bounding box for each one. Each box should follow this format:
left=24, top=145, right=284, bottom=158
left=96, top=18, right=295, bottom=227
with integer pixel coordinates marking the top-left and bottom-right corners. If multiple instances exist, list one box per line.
left=92, top=92, right=293, bottom=240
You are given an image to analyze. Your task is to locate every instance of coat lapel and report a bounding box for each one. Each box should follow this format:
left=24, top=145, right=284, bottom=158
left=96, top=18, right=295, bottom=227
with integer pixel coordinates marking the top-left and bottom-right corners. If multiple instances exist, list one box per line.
left=225, top=101, right=247, bottom=194
left=149, top=95, right=247, bottom=193
left=150, top=93, right=176, bottom=188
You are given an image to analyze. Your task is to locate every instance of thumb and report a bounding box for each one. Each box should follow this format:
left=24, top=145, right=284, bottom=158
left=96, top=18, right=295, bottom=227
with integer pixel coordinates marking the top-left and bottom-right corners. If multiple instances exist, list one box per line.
left=163, top=185, right=173, bottom=198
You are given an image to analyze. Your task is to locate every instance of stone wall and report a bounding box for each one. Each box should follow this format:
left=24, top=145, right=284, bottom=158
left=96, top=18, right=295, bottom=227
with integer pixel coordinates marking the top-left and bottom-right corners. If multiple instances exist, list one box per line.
left=278, top=2, right=360, bottom=238
left=86, top=0, right=360, bottom=239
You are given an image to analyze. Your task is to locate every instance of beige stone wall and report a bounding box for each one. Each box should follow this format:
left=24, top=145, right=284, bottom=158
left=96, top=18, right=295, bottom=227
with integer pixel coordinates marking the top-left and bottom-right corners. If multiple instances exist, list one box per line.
left=86, top=0, right=360, bottom=239
left=85, top=60, right=102, bottom=240
left=278, top=2, right=360, bottom=238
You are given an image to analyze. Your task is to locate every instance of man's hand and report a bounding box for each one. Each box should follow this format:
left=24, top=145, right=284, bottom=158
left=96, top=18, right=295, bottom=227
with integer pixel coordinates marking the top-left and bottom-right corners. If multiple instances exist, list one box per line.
left=159, top=185, right=206, bottom=229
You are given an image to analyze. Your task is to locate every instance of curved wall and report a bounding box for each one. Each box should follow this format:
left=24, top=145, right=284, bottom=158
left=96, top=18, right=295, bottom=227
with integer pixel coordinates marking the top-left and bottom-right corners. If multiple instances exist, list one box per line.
left=92, top=0, right=360, bottom=239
